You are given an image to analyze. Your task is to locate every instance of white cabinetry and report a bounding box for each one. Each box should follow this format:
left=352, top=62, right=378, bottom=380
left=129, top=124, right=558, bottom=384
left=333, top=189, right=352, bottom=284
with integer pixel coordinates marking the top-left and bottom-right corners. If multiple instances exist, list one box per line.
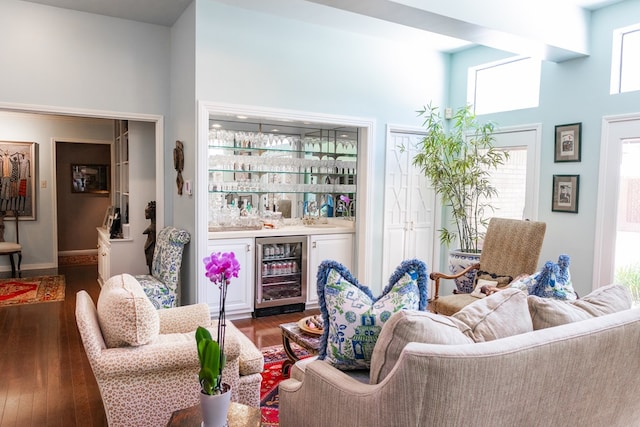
left=203, top=238, right=255, bottom=318
left=307, top=233, right=354, bottom=306
left=97, top=227, right=147, bottom=286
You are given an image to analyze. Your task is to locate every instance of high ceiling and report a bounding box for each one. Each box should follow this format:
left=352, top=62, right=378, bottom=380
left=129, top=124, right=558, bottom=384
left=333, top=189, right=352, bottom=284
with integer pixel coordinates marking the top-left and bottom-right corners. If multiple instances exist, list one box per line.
left=20, top=0, right=625, bottom=60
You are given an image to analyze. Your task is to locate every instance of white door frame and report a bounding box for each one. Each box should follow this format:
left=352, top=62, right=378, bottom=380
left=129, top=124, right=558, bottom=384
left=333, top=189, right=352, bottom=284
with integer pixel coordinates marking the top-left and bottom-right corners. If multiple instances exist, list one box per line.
left=0, top=101, right=164, bottom=267
left=593, top=112, right=640, bottom=288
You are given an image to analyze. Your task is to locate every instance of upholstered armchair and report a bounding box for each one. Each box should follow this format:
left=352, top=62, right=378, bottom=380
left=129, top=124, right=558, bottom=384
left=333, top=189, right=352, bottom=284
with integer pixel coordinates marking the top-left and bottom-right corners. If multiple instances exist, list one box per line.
left=431, top=217, right=546, bottom=315
left=135, top=226, right=190, bottom=308
left=75, top=274, right=263, bottom=427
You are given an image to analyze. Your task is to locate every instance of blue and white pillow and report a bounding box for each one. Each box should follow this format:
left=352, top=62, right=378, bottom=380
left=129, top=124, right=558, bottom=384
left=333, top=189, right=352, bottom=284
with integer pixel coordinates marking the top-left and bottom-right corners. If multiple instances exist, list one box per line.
left=510, top=254, right=577, bottom=301
left=316, top=259, right=428, bottom=370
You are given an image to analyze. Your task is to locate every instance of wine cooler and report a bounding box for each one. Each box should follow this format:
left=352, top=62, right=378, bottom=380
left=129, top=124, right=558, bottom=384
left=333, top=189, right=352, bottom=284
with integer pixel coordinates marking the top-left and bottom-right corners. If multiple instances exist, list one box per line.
left=254, top=236, right=307, bottom=317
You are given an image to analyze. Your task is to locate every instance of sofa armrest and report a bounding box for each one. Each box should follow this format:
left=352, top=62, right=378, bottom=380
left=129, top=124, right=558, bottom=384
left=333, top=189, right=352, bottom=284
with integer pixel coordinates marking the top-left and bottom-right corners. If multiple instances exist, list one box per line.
left=157, top=303, right=211, bottom=334
left=280, top=360, right=389, bottom=426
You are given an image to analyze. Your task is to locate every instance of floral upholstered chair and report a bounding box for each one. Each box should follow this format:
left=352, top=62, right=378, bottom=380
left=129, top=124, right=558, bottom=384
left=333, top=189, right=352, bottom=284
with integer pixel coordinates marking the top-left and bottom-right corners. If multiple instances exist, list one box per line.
left=135, top=226, right=190, bottom=308
left=75, top=274, right=264, bottom=427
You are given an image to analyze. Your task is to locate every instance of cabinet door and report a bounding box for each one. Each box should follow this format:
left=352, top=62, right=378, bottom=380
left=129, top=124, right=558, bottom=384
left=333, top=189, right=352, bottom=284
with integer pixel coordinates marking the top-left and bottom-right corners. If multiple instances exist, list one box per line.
left=204, top=238, right=254, bottom=317
left=97, top=231, right=111, bottom=287
left=308, top=233, right=354, bottom=305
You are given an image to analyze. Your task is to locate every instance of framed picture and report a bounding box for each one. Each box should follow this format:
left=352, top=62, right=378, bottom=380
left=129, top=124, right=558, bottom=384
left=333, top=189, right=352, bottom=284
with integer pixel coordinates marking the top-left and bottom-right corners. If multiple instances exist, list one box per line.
left=72, top=164, right=110, bottom=194
left=0, top=140, right=37, bottom=220
left=102, top=206, right=114, bottom=228
left=554, top=122, right=582, bottom=162
left=552, top=174, right=580, bottom=213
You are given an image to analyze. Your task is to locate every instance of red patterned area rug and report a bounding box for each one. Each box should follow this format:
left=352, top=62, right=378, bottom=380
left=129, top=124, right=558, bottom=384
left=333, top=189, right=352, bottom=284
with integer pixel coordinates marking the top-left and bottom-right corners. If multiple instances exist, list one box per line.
left=260, top=344, right=311, bottom=426
left=0, top=275, right=65, bottom=307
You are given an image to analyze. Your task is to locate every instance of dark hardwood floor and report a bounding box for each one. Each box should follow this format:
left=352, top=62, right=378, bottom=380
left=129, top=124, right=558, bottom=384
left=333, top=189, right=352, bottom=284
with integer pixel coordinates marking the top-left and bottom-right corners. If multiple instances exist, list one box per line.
left=0, top=264, right=318, bottom=427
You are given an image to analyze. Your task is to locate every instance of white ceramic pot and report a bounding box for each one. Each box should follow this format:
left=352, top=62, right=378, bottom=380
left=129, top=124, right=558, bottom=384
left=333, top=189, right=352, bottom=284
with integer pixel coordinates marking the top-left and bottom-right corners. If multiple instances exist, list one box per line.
left=448, top=249, right=481, bottom=293
left=200, top=383, right=231, bottom=427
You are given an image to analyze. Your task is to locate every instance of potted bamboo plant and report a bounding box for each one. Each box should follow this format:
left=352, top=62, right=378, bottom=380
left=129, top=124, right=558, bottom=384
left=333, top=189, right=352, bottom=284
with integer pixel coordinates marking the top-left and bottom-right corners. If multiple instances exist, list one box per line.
left=412, top=103, right=507, bottom=292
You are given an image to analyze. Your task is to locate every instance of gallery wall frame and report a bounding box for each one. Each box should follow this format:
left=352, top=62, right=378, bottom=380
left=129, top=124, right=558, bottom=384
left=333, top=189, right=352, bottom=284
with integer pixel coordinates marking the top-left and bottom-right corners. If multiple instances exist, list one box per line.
left=552, top=174, right=580, bottom=213
left=71, top=164, right=110, bottom=195
left=0, top=140, right=37, bottom=220
left=554, top=122, right=582, bottom=162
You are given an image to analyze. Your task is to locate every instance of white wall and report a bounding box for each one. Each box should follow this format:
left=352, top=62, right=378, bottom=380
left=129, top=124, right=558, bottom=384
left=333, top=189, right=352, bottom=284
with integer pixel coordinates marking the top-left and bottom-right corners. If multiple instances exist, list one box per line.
left=0, top=0, right=171, bottom=270
left=191, top=0, right=448, bottom=292
left=446, top=1, right=640, bottom=297
left=0, top=112, right=113, bottom=270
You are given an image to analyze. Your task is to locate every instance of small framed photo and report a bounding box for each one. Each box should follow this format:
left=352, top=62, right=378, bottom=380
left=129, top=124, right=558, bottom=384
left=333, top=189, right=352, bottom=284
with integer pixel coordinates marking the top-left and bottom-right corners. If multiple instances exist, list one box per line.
left=554, top=123, right=582, bottom=162
left=552, top=174, right=580, bottom=213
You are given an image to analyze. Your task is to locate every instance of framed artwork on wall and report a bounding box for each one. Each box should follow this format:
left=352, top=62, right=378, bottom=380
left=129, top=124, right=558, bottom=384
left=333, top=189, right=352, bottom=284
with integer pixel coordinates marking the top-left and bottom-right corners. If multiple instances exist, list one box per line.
left=554, top=122, right=582, bottom=162
left=71, top=164, right=110, bottom=195
left=552, top=174, right=580, bottom=213
left=0, top=141, right=37, bottom=220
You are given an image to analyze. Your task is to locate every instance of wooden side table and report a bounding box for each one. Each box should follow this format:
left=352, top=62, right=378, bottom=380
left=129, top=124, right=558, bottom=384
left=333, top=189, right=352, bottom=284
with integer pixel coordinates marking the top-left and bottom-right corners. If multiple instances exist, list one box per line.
left=279, top=321, right=321, bottom=377
left=166, top=401, right=260, bottom=427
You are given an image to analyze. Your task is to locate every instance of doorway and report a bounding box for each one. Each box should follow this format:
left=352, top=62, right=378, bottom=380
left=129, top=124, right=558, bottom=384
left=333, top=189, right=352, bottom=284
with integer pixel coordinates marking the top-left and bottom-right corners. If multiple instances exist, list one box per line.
left=382, top=127, right=438, bottom=294
left=595, top=114, right=640, bottom=304
left=55, top=140, right=111, bottom=265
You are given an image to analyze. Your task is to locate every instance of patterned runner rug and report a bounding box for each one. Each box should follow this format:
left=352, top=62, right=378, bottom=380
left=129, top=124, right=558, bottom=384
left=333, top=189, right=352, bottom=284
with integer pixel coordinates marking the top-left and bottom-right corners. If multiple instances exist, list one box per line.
left=260, top=344, right=311, bottom=426
left=0, top=275, right=65, bottom=307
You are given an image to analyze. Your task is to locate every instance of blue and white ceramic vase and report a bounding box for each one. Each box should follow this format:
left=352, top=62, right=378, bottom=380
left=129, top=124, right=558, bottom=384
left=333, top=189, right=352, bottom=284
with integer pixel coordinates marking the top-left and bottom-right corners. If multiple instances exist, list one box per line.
left=448, top=249, right=481, bottom=294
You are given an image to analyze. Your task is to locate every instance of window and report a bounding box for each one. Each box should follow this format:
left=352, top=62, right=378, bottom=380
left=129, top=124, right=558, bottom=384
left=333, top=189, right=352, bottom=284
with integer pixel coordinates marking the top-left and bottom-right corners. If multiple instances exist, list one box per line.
left=611, top=24, right=640, bottom=94
left=467, top=56, right=541, bottom=115
left=477, top=126, right=541, bottom=226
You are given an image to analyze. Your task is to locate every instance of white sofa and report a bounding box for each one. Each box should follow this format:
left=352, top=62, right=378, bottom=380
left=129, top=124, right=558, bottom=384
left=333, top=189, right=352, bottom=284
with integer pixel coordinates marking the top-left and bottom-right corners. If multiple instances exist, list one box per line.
left=280, top=286, right=640, bottom=427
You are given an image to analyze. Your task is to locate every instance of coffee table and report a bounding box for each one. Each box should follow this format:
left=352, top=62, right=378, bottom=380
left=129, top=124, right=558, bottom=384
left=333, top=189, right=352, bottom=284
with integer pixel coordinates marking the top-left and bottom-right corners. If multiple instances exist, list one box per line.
left=166, top=401, right=260, bottom=427
left=279, top=321, right=321, bottom=377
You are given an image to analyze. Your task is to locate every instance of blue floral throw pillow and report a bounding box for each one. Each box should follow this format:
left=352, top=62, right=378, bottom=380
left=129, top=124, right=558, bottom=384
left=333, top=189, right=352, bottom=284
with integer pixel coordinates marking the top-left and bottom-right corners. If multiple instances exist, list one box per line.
left=316, top=259, right=428, bottom=370
left=510, top=254, right=577, bottom=300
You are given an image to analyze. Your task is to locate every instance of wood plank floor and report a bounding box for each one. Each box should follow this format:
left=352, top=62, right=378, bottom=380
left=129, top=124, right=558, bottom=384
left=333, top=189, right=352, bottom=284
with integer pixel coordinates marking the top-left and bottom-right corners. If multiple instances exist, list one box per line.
left=0, top=264, right=318, bottom=427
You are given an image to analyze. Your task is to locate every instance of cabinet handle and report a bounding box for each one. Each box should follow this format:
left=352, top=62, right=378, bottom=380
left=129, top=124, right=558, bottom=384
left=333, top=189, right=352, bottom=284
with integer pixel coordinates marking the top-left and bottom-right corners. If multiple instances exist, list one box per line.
left=246, top=244, right=251, bottom=252
left=312, top=241, right=317, bottom=249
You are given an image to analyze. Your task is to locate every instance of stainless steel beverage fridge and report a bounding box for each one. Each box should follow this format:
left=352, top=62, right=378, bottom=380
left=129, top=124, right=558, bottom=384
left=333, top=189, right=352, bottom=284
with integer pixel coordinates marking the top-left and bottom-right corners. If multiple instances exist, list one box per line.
left=254, top=236, right=307, bottom=317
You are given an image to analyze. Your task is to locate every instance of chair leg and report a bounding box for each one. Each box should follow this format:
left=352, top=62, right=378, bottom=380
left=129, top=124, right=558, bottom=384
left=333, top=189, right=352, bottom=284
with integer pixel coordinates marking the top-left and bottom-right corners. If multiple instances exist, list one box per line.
left=9, top=254, right=16, bottom=278
left=17, top=253, right=21, bottom=278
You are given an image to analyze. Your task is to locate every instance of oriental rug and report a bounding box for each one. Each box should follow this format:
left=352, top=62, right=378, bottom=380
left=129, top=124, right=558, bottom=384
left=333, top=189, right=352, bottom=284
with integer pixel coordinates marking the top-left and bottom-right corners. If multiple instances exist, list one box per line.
left=260, top=344, right=311, bottom=426
left=0, top=275, right=65, bottom=307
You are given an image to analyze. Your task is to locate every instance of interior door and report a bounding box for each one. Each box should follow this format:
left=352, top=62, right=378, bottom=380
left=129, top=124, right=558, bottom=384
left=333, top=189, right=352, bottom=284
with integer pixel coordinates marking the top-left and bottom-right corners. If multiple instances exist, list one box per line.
left=382, top=129, right=437, bottom=290
left=595, top=115, right=640, bottom=302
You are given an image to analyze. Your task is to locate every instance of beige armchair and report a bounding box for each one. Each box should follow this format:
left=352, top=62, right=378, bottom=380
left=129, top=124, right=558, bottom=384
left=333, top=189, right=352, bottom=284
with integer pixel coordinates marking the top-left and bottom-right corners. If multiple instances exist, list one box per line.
left=75, top=274, right=263, bottom=427
left=431, top=217, right=546, bottom=315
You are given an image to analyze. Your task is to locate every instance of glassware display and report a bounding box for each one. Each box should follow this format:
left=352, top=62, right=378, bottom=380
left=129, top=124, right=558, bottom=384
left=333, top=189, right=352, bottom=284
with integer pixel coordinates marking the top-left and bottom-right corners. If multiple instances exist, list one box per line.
left=207, top=123, right=357, bottom=229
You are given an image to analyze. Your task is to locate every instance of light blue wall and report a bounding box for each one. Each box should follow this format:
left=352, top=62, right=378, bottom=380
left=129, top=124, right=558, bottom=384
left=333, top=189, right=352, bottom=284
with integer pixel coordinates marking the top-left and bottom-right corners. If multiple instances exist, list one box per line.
left=0, top=0, right=170, bottom=271
left=193, top=0, right=448, bottom=289
left=447, top=0, right=640, bottom=297
left=170, top=2, right=198, bottom=304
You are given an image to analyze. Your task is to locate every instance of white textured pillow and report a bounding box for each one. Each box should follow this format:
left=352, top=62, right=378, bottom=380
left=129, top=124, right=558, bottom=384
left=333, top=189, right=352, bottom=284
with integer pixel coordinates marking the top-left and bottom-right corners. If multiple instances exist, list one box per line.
left=528, top=284, right=632, bottom=330
left=450, top=288, right=533, bottom=342
left=97, top=274, right=160, bottom=348
left=369, top=310, right=472, bottom=384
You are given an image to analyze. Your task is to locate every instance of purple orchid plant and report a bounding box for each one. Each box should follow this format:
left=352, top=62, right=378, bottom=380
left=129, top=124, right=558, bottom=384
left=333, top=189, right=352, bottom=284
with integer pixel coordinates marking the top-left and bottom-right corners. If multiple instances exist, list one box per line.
left=197, top=251, right=240, bottom=395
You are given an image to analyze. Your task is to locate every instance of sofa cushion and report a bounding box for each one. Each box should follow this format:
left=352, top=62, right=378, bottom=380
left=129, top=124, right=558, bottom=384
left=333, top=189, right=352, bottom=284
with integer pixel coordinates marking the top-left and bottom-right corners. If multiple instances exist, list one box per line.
left=449, top=288, right=533, bottom=342
left=97, top=273, right=160, bottom=348
left=317, top=259, right=428, bottom=370
left=528, top=284, right=632, bottom=330
left=369, top=310, right=472, bottom=384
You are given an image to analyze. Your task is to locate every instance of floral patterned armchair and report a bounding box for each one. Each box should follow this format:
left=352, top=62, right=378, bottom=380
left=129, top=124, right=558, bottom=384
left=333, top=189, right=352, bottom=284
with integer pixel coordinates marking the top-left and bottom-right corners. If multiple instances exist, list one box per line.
left=135, top=226, right=190, bottom=308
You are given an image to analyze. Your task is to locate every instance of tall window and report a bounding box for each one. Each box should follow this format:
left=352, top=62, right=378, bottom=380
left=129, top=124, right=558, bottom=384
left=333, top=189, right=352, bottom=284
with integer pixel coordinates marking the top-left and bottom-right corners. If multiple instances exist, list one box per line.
left=611, top=24, right=640, bottom=94
left=467, top=56, right=541, bottom=115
